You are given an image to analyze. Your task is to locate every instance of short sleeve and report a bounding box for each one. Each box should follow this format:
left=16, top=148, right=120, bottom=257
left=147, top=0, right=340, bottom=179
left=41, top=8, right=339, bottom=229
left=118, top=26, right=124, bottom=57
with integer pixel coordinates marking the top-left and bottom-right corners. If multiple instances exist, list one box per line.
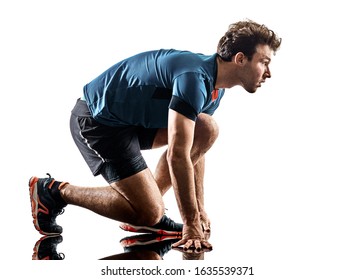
left=169, top=73, right=208, bottom=121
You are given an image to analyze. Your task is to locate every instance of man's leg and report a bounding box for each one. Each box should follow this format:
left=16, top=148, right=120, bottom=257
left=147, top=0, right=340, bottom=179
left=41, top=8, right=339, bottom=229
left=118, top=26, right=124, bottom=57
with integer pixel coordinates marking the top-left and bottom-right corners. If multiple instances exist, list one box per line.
left=60, top=112, right=219, bottom=228
left=60, top=168, right=165, bottom=226
left=29, top=100, right=180, bottom=236
left=63, top=99, right=165, bottom=226
left=29, top=168, right=166, bottom=235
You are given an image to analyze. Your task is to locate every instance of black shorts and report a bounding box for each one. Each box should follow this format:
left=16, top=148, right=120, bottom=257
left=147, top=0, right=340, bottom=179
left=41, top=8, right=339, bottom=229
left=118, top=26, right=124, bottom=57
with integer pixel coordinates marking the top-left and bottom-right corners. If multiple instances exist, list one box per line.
left=70, top=99, right=158, bottom=183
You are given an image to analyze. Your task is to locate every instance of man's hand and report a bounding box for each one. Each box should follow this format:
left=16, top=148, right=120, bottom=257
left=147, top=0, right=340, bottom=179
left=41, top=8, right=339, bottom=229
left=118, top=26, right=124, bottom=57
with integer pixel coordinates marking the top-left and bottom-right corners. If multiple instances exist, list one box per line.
left=200, top=211, right=211, bottom=233
left=172, top=224, right=213, bottom=251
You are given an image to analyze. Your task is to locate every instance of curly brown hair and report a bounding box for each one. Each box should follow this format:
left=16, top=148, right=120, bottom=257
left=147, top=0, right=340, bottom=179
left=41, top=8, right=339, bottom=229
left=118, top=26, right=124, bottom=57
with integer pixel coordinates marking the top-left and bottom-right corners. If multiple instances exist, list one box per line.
left=217, top=19, right=282, bottom=61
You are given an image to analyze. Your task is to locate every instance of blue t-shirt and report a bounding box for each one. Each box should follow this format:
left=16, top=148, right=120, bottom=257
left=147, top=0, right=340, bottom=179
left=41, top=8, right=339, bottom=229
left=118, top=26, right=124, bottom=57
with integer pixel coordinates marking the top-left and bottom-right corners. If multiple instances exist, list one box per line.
left=83, top=49, right=225, bottom=128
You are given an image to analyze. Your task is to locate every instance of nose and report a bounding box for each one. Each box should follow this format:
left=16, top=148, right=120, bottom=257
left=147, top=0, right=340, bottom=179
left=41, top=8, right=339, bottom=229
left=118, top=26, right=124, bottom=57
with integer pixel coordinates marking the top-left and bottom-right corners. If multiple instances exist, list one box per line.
left=265, top=66, right=271, bottom=78
left=266, top=67, right=272, bottom=78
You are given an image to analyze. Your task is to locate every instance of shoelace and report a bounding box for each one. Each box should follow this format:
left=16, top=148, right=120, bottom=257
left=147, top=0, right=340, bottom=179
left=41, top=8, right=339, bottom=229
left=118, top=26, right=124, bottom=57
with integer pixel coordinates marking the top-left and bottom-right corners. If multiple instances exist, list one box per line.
left=53, top=208, right=65, bottom=217
left=55, top=252, right=65, bottom=260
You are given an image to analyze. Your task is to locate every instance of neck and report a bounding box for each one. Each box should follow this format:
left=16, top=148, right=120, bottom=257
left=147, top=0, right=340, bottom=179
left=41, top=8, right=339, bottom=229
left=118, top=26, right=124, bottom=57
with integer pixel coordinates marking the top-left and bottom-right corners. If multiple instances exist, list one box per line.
left=215, top=56, right=240, bottom=89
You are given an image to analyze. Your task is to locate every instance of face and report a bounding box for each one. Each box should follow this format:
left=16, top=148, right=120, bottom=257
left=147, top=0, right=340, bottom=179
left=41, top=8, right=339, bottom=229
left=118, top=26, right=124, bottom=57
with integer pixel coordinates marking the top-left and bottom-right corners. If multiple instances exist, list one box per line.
left=239, top=44, right=273, bottom=93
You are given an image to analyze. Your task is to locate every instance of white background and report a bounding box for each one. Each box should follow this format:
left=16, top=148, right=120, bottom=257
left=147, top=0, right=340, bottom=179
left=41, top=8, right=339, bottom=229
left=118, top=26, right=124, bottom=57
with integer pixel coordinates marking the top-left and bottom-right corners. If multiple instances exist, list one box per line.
left=1, top=0, right=353, bottom=279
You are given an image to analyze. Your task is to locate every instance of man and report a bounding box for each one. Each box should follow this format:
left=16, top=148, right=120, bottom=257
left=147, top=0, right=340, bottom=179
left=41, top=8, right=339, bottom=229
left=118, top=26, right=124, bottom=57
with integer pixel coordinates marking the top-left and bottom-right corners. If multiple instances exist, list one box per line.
left=29, top=19, right=281, bottom=251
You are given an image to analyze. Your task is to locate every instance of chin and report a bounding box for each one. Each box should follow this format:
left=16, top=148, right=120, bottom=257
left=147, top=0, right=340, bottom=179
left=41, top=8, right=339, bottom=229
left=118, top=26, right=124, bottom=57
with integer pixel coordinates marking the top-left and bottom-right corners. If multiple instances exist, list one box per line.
left=246, top=88, right=257, bottom=94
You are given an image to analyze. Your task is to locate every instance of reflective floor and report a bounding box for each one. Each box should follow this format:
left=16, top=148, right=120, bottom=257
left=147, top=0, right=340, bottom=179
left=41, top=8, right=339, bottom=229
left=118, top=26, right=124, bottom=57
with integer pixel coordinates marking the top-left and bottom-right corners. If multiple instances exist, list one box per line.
left=32, top=233, right=211, bottom=261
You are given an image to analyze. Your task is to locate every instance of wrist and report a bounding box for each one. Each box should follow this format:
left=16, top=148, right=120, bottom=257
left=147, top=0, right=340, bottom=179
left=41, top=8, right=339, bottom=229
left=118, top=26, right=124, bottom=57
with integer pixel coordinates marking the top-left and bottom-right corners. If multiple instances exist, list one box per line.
left=183, top=212, right=201, bottom=226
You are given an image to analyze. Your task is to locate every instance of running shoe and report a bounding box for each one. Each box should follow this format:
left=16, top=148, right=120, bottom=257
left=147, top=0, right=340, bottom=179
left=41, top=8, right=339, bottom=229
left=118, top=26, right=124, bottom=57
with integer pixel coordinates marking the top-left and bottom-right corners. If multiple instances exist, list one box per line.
left=32, top=235, right=65, bottom=260
left=120, top=233, right=181, bottom=259
left=29, top=173, right=67, bottom=235
left=119, top=214, right=183, bottom=235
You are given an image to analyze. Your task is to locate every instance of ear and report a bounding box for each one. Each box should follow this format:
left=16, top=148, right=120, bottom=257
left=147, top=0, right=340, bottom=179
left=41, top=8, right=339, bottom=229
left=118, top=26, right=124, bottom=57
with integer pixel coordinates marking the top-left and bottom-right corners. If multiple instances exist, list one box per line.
left=233, top=52, right=246, bottom=65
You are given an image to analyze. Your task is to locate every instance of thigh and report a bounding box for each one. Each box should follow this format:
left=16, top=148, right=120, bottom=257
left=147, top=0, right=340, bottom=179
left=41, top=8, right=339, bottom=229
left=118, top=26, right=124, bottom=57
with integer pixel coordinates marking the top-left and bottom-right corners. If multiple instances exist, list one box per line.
left=92, top=125, right=147, bottom=183
left=136, top=127, right=160, bottom=150
left=150, top=114, right=218, bottom=150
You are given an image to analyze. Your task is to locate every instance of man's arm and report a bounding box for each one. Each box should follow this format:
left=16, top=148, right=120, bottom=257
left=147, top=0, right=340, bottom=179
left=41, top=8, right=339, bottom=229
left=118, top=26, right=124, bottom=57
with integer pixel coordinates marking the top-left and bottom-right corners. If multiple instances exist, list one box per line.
left=166, top=109, right=212, bottom=250
left=194, top=156, right=211, bottom=233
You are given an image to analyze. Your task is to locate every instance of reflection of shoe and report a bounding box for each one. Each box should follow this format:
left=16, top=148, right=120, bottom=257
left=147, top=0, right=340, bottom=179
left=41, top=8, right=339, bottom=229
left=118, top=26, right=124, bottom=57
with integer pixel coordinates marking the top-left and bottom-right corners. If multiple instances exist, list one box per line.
left=29, top=173, right=67, bottom=235
left=121, top=234, right=181, bottom=248
left=32, top=235, right=65, bottom=260
left=120, top=215, right=183, bottom=235
left=120, top=234, right=181, bottom=258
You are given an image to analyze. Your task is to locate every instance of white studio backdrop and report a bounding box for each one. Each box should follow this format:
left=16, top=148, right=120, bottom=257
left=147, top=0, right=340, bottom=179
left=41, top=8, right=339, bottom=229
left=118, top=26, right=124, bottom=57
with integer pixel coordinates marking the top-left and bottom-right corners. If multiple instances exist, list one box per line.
left=1, top=0, right=353, bottom=279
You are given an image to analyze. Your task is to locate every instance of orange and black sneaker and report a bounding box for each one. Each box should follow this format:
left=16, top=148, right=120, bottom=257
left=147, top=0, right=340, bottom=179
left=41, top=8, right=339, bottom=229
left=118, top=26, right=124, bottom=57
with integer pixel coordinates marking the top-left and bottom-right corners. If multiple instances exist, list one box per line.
left=32, top=235, right=65, bottom=260
left=29, top=173, right=67, bottom=235
left=119, top=214, right=183, bottom=235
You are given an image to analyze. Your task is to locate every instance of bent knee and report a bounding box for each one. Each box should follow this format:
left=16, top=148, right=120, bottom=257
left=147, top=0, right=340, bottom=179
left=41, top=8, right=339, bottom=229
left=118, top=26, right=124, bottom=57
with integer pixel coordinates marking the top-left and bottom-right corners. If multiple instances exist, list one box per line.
left=135, top=202, right=165, bottom=226
left=195, top=114, right=219, bottom=147
left=197, top=114, right=219, bottom=137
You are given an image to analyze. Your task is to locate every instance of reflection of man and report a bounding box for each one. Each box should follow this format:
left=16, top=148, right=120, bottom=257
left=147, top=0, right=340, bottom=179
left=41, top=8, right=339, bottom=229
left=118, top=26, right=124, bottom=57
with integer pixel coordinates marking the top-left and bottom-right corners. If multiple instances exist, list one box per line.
left=31, top=233, right=202, bottom=260
left=29, top=19, right=281, bottom=251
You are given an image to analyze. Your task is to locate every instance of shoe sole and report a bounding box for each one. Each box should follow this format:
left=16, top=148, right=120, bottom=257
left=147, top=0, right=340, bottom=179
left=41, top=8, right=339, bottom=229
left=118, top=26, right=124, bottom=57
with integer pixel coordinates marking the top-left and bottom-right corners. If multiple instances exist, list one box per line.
left=29, top=176, right=58, bottom=236
left=120, top=234, right=181, bottom=248
left=119, top=223, right=182, bottom=236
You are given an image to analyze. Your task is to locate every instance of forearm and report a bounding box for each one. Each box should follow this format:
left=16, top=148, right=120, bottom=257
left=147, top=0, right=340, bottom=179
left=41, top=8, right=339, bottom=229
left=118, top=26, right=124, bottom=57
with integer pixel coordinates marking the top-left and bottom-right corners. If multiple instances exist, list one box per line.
left=165, top=110, right=213, bottom=249
left=168, top=155, right=200, bottom=226
left=194, top=156, right=205, bottom=212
